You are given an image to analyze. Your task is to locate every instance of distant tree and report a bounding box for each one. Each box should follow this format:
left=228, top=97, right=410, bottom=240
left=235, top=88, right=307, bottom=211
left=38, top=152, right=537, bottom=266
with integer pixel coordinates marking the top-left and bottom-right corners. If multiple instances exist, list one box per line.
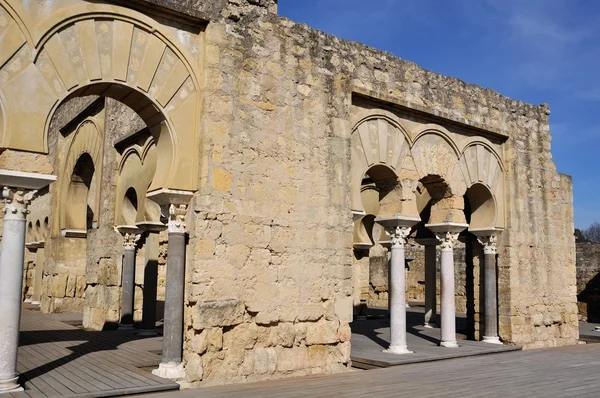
left=575, top=229, right=588, bottom=242
left=582, top=222, right=600, bottom=243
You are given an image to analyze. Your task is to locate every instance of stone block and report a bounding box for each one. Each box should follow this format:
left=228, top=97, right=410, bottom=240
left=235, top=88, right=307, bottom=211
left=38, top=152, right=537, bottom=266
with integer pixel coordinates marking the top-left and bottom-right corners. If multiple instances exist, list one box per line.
left=192, top=299, right=245, bottom=330
left=277, top=347, right=308, bottom=372
left=306, top=320, right=339, bottom=345
left=223, top=322, right=258, bottom=350
left=334, top=297, right=353, bottom=323
left=254, top=347, right=277, bottom=375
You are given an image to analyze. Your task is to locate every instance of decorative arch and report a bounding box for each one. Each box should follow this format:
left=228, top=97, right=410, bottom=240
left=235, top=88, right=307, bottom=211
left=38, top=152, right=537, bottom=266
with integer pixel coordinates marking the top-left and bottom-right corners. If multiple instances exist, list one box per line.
left=116, top=136, right=160, bottom=226
left=459, top=142, right=506, bottom=229
left=411, top=124, right=460, bottom=183
left=350, top=115, right=411, bottom=213
left=0, top=1, right=200, bottom=194
left=56, top=118, right=103, bottom=234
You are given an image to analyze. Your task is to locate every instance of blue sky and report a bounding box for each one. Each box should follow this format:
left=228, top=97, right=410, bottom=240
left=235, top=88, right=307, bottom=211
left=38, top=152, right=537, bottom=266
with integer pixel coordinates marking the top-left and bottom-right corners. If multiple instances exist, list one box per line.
left=279, top=0, right=600, bottom=229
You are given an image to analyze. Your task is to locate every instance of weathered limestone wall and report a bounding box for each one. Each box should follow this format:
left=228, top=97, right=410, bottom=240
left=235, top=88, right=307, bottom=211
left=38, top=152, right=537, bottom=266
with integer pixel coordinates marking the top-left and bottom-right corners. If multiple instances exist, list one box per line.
left=576, top=242, right=600, bottom=322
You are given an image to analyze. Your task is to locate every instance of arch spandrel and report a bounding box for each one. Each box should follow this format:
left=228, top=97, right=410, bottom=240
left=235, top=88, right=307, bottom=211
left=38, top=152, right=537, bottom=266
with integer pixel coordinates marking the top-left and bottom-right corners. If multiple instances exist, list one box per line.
left=0, top=2, right=200, bottom=193
left=350, top=116, right=410, bottom=213
left=459, top=142, right=506, bottom=229
left=411, top=126, right=460, bottom=188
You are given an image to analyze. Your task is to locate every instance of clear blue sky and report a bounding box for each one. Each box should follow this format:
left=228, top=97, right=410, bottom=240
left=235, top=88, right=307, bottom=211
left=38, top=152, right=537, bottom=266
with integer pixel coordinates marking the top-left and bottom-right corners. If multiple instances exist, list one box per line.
left=279, top=0, right=600, bottom=229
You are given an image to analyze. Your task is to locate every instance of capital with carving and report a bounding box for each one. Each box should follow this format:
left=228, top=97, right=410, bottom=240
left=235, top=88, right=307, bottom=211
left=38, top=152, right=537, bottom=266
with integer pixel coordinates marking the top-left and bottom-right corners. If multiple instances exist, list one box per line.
left=3, top=187, right=36, bottom=220
left=477, top=235, right=498, bottom=255
left=386, top=226, right=412, bottom=248
left=425, top=223, right=468, bottom=251
left=436, top=231, right=461, bottom=250
left=123, top=232, right=141, bottom=250
left=167, top=204, right=188, bottom=234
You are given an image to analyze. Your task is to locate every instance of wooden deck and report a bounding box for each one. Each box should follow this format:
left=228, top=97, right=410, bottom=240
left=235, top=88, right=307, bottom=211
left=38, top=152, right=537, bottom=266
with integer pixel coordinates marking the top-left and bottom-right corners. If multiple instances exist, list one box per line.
left=350, top=307, right=520, bottom=369
left=7, top=305, right=179, bottom=398
left=138, top=343, right=600, bottom=398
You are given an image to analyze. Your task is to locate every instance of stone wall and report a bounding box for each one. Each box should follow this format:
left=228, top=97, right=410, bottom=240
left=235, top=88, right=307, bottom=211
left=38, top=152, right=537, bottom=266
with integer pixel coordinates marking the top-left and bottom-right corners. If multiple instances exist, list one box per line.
left=576, top=242, right=600, bottom=322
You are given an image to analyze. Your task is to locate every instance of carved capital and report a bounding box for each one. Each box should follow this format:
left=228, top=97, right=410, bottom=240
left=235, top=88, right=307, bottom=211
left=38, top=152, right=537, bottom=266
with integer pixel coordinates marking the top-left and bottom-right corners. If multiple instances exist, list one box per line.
left=167, top=204, right=188, bottom=234
left=477, top=235, right=498, bottom=255
left=2, top=187, right=36, bottom=219
left=435, top=231, right=460, bottom=251
left=385, top=226, right=412, bottom=249
left=123, top=233, right=141, bottom=250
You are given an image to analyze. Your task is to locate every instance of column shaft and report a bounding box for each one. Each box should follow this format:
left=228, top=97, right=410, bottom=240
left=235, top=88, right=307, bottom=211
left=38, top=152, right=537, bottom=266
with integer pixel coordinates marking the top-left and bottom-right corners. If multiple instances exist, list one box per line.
left=0, top=212, right=27, bottom=392
left=142, top=233, right=159, bottom=332
left=121, top=247, right=136, bottom=325
left=424, top=244, right=437, bottom=328
left=483, top=251, right=500, bottom=342
left=388, top=242, right=409, bottom=353
left=162, top=231, right=186, bottom=364
left=440, top=247, right=458, bottom=347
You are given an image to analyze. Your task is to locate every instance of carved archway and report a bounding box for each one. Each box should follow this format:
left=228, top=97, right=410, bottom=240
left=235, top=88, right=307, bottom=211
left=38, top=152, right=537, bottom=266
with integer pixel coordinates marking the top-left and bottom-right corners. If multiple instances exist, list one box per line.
left=0, top=1, right=200, bottom=194
left=459, top=142, right=506, bottom=229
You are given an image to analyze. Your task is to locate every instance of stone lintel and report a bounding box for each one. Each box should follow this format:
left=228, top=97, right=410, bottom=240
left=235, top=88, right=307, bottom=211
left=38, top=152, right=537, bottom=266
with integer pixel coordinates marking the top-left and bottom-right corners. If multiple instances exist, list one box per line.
left=108, top=0, right=216, bottom=25
left=375, top=215, right=421, bottom=231
left=352, top=90, right=510, bottom=142
left=0, top=170, right=56, bottom=191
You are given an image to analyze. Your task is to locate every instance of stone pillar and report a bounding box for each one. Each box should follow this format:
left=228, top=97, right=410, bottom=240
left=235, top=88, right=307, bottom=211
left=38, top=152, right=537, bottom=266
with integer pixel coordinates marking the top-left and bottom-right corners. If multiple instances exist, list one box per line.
left=0, top=188, right=34, bottom=393
left=153, top=203, right=188, bottom=379
left=472, top=229, right=503, bottom=344
left=117, top=229, right=141, bottom=327
left=416, top=239, right=439, bottom=328
left=375, top=216, right=420, bottom=355
left=426, top=223, right=467, bottom=348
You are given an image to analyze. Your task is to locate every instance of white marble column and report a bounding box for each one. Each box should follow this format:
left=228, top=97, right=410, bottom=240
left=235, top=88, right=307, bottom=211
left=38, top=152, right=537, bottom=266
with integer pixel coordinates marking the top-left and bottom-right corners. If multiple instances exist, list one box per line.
left=375, top=216, right=420, bottom=355
left=117, top=227, right=141, bottom=328
left=153, top=203, right=188, bottom=379
left=472, top=228, right=502, bottom=344
left=416, top=238, right=440, bottom=328
left=426, top=223, right=467, bottom=348
left=0, top=171, right=55, bottom=394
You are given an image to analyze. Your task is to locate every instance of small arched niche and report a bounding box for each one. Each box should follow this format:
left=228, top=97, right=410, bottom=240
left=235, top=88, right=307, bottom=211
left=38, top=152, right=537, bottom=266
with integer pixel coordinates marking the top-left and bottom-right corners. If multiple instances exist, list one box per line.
left=65, top=153, right=95, bottom=233
left=121, top=187, right=139, bottom=226
left=464, top=183, right=496, bottom=229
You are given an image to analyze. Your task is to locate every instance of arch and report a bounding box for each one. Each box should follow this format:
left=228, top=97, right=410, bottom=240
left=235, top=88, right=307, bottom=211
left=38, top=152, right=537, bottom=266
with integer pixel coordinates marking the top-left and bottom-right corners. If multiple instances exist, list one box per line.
left=411, top=125, right=461, bottom=186
left=64, top=152, right=95, bottom=232
left=351, top=115, right=411, bottom=213
left=116, top=136, right=160, bottom=225
left=459, top=142, right=506, bottom=229
left=0, top=3, right=200, bottom=194
left=121, top=187, right=139, bottom=226
left=57, top=118, right=103, bottom=234
left=464, top=183, right=496, bottom=229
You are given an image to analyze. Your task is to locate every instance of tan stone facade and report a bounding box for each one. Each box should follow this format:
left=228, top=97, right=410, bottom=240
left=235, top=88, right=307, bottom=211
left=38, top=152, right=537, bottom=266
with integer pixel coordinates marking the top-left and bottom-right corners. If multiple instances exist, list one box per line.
left=1, top=0, right=577, bottom=389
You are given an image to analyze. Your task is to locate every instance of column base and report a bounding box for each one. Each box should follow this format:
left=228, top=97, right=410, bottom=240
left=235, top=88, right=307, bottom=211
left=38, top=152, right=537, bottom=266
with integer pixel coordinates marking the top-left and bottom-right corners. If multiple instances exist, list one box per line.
left=119, top=324, right=135, bottom=331
left=30, top=301, right=40, bottom=306
left=482, top=336, right=503, bottom=344
left=423, top=323, right=434, bottom=329
left=0, top=376, right=24, bottom=393
left=383, top=345, right=413, bottom=355
left=152, top=362, right=185, bottom=380
left=594, top=326, right=600, bottom=332
left=24, top=298, right=33, bottom=303
left=440, top=341, right=459, bottom=348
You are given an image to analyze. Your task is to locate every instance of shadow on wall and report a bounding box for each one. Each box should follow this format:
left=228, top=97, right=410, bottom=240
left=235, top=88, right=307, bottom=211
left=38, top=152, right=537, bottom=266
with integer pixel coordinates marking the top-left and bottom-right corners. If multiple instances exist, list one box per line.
left=578, top=274, right=600, bottom=323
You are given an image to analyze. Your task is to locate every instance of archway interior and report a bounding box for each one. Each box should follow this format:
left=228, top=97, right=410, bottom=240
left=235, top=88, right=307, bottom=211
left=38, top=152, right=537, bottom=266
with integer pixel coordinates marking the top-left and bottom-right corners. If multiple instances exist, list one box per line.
left=360, top=165, right=400, bottom=245
left=122, top=187, right=139, bottom=226
left=66, top=153, right=95, bottom=231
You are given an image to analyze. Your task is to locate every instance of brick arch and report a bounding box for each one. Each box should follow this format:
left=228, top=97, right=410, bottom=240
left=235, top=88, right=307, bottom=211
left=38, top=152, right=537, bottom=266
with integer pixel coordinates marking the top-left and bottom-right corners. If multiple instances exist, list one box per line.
left=0, top=2, right=200, bottom=194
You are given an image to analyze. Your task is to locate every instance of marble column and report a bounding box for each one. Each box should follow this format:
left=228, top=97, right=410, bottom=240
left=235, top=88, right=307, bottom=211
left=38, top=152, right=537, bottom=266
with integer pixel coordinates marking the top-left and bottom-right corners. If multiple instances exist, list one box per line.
left=153, top=203, right=188, bottom=379
left=472, top=229, right=502, bottom=344
left=117, top=228, right=141, bottom=328
left=426, top=223, right=467, bottom=348
left=416, top=239, right=439, bottom=328
left=375, top=216, right=420, bottom=355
